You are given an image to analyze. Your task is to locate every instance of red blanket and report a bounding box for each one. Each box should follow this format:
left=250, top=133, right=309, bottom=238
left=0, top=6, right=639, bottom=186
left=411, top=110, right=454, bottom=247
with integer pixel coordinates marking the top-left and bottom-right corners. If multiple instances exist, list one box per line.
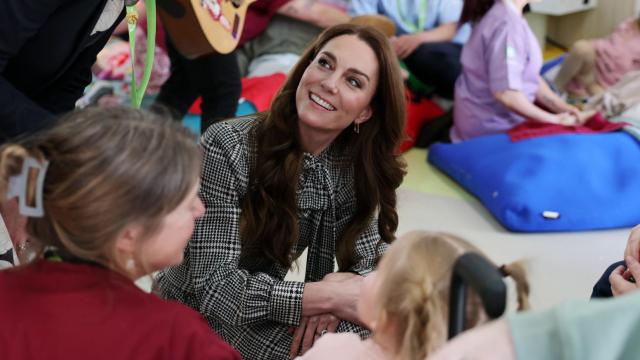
left=508, top=112, right=627, bottom=141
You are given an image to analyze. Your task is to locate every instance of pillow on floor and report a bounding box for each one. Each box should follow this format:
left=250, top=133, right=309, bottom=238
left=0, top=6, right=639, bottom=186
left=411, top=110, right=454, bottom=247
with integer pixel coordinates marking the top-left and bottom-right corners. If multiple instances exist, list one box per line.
left=428, top=132, right=640, bottom=232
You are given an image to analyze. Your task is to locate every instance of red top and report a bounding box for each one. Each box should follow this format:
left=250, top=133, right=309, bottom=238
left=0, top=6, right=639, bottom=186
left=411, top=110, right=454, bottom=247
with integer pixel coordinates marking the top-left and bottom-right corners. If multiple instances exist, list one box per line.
left=0, top=260, right=241, bottom=360
left=239, top=0, right=290, bottom=46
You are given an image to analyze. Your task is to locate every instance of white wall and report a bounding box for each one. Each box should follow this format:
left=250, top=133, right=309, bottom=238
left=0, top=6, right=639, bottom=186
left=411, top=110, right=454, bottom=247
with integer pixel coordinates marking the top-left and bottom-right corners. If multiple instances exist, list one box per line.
left=545, top=0, right=636, bottom=48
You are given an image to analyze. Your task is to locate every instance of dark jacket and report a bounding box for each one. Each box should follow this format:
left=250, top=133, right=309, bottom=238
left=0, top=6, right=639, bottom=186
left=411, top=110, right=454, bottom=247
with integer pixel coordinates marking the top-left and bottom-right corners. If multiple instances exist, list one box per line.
left=0, top=0, right=124, bottom=141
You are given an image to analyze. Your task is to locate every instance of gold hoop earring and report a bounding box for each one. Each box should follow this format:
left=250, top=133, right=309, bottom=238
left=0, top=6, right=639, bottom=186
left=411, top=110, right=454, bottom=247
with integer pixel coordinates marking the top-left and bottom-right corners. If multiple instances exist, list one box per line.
left=354, top=122, right=360, bottom=134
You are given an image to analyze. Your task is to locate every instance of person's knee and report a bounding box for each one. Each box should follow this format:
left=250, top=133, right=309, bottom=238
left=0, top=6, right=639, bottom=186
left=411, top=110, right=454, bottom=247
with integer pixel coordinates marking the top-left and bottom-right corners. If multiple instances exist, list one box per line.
left=571, top=40, right=595, bottom=59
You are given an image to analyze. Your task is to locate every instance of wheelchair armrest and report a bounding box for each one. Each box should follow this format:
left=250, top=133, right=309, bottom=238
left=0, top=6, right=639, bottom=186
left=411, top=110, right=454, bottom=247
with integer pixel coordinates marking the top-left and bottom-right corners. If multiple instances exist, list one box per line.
left=448, top=252, right=506, bottom=339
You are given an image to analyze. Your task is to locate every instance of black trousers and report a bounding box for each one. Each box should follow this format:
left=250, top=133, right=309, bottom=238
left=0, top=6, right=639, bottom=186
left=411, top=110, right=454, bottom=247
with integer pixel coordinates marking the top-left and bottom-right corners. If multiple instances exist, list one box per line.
left=591, top=261, right=626, bottom=298
left=154, top=38, right=241, bottom=133
left=403, top=42, right=462, bottom=100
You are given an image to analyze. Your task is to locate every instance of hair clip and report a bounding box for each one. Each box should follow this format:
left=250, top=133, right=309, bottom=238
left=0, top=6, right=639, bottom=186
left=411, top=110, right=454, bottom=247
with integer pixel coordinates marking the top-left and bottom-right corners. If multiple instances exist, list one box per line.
left=6, top=157, right=49, bottom=217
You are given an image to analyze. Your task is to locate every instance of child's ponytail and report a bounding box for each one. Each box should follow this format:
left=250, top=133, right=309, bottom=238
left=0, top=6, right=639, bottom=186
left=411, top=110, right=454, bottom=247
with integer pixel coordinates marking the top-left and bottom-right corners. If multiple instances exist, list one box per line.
left=500, top=262, right=531, bottom=311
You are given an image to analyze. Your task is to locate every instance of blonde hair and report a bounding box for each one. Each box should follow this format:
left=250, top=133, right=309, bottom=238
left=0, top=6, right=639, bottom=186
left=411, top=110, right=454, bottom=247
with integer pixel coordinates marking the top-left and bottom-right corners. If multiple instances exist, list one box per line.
left=374, top=231, right=530, bottom=359
left=0, top=107, right=201, bottom=267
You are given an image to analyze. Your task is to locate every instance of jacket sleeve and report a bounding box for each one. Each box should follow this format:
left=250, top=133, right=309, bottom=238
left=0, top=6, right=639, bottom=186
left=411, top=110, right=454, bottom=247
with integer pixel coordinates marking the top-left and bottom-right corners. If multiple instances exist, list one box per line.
left=335, top=191, right=386, bottom=276
left=348, top=216, right=387, bottom=276
left=509, top=292, right=640, bottom=360
left=189, top=123, right=305, bottom=328
left=0, top=0, right=65, bottom=138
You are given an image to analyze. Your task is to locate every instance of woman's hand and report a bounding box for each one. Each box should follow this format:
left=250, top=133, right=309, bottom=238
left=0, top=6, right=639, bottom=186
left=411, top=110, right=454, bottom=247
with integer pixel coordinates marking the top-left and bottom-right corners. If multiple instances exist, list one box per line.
left=390, top=34, right=424, bottom=59
left=609, top=256, right=640, bottom=297
left=322, top=272, right=364, bottom=325
left=289, top=313, right=340, bottom=358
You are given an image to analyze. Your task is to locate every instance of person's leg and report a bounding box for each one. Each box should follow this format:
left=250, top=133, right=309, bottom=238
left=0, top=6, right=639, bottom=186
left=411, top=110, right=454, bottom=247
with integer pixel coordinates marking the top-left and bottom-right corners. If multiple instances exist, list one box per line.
left=403, top=42, right=462, bottom=100
left=554, top=40, right=597, bottom=96
left=188, top=51, right=242, bottom=133
left=152, top=38, right=199, bottom=120
left=591, top=260, right=626, bottom=298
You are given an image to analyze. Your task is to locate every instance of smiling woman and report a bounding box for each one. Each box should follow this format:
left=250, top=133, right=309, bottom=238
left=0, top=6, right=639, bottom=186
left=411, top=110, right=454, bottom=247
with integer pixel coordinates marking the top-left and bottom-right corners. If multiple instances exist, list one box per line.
left=157, top=23, right=407, bottom=359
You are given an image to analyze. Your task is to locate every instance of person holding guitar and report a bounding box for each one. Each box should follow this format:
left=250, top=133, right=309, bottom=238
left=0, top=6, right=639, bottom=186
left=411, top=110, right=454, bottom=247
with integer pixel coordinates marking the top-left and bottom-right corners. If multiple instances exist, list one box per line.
left=157, top=23, right=407, bottom=359
left=153, top=0, right=265, bottom=133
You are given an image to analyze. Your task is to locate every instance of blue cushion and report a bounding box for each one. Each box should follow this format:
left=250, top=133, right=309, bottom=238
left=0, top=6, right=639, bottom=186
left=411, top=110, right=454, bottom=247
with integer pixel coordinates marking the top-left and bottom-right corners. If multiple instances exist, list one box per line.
left=428, top=133, right=640, bottom=232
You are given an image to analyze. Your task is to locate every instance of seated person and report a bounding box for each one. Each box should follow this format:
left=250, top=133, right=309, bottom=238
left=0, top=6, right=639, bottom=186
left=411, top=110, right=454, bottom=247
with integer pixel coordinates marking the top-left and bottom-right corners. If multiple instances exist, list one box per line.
left=592, top=225, right=640, bottom=298
left=238, top=0, right=350, bottom=77
left=0, top=107, right=240, bottom=359
left=298, top=231, right=529, bottom=359
left=554, top=16, right=640, bottom=99
left=157, top=24, right=407, bottom=359
left=0, top=0, right=125, bottom=141
left=430, top=256, right=640, bottom=359
left=451, top=0, right=592, bottom=143
left=349, top=0, right=471, bottom=99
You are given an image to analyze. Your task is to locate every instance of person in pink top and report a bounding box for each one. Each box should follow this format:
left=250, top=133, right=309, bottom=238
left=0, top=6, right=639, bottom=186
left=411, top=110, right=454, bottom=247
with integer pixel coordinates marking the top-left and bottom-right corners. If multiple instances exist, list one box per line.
left=555, top=17, right=640, bottom=98
left=298, top=231, right=530, bottom=359
left=450, top=0, right=593, bottom=143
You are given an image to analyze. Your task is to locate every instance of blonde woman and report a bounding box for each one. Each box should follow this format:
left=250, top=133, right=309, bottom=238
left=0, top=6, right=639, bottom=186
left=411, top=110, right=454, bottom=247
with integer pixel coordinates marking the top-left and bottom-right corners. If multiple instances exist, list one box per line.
left=0, top=107, right=240, bottom=360
left=299, top=231, right=530, bottom=360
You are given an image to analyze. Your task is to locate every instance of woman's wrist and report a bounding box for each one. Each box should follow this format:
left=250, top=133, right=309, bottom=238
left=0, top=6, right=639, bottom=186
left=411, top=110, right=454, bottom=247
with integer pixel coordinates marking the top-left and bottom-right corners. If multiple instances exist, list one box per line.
left=302, top=281, right=334, bottom=315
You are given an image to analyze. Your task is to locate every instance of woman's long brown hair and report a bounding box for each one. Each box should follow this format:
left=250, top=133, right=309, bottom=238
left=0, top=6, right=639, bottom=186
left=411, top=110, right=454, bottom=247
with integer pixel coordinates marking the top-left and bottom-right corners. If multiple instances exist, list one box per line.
left=240, top=24, right=406, bottom=271
left=459, top=0, right=496, bottom=25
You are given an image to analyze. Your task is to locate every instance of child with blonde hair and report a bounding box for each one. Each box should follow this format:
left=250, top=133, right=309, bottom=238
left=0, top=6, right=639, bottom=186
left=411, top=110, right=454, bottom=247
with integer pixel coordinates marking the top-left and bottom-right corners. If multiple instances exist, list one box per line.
left=298, top=231, right=530, bottom=360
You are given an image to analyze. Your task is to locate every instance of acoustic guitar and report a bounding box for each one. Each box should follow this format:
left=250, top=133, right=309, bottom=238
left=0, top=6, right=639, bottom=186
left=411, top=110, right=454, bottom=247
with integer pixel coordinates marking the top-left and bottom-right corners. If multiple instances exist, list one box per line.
left=157, top=0, right=256, bottom=58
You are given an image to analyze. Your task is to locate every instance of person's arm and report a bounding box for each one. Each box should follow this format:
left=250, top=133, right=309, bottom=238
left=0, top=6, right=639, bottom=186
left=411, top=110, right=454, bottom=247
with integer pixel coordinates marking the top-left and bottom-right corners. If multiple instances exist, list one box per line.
left=347, top=0, right=379, bottom=16
left=483, top=22, right=577, bottom=125
left=41, top=21, right=122, bottom=115
left=494, top=89, right=566, bottom=124
left=0, top=0, right=65, bottom=138
left=277, top=0, right=350, bottom=28
left=290, top=190, right=386, bottom=356
left=536, top=75, right=594, bottom=123
left=189, top=124, right=308, bottom=327
left=392, top=23, right=457, bottom=59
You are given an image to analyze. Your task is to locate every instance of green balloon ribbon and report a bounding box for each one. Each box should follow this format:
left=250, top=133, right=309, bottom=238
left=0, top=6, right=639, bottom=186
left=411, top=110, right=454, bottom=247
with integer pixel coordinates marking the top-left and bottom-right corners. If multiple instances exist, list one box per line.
left=126, top=0, right=156, bottom=108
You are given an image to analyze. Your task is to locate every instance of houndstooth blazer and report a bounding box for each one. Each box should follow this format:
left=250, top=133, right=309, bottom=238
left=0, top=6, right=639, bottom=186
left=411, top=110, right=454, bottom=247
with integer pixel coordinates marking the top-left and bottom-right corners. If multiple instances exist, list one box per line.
left=158, top=117, right=387, bottom=359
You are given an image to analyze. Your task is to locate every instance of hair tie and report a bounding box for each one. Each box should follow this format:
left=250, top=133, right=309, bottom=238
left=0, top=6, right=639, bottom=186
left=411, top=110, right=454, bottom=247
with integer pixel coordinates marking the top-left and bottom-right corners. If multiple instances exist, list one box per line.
left=498, top=264, right=508, bottom=277
left=6, top=156, right=49, bottom=217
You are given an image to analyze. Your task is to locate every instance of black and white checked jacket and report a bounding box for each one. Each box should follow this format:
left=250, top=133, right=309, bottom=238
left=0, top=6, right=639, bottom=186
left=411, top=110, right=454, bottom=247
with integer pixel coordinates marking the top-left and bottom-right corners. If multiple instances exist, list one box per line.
left=158, top=117, right=387, bottom=359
